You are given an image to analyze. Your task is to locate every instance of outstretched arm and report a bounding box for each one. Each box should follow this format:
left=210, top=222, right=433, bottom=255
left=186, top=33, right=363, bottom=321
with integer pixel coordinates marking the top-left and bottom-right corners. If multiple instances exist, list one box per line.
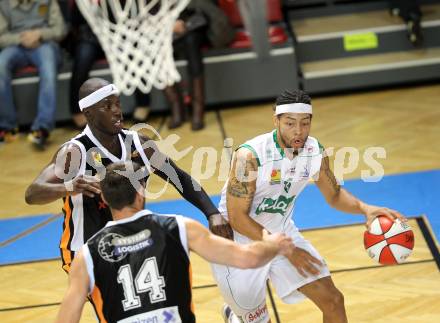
left=155, top=159, right=219, bottom=217
left=139, top=135, right=233, bottom=238
left=55, top=250, right=89, bottom=323
left=25, top=144, right=101, bottom=205
left=185, top=218, right=291, bottom=268
left=316, top=156, right=406, bottom=230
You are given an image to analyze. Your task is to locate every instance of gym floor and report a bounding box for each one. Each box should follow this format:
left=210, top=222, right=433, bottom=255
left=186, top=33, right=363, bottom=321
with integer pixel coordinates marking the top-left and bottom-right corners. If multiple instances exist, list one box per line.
left=0, top=83, right=439, bottom=322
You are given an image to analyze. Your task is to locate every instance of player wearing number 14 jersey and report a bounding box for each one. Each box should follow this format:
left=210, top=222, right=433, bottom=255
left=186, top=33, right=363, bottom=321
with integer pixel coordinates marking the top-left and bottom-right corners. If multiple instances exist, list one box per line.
left=83, top=210, right=194, bottom=322
left=55, top=162, right=294, bottom=323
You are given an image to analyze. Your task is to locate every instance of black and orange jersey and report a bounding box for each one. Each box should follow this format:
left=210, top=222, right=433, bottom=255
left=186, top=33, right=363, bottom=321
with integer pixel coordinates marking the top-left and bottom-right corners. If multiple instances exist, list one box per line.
left=82, top=210, right=195, bottom=323
left=60, top=126, right=151, bottom=272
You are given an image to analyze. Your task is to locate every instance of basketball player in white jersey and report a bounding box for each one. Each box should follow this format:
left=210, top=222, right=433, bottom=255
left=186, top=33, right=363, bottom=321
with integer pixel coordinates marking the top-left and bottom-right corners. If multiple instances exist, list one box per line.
left=213, top=90, right=407, bottom=323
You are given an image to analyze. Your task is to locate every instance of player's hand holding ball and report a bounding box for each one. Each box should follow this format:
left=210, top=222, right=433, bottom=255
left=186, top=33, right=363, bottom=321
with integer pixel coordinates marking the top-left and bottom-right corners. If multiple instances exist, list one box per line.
left=363, top=205, right=407, bottom=232
left=364, top=215, right=414, bottom=265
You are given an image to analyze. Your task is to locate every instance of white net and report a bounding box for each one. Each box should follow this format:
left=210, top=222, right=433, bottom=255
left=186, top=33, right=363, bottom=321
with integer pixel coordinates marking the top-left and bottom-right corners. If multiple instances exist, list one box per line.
left=76, top=0, right=190, bottom=95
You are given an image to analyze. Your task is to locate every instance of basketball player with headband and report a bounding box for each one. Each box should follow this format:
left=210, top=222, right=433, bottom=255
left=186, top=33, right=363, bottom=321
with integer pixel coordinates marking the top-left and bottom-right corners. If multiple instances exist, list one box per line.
left=213, top=89, right=407, bottom=323
left=25, top=77, right=233, bottom=273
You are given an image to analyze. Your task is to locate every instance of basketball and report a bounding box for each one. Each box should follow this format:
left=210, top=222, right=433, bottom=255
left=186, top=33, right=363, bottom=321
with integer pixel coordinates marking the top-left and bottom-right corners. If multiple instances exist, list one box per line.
left=364, top=215, right=414, bottom=265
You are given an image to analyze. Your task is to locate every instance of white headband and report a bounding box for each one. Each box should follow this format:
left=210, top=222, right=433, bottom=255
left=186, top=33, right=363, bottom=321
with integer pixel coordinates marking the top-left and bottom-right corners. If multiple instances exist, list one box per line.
left=275, top=103, right=312, bottom=115
left=78, top=84, right=120, bottom=111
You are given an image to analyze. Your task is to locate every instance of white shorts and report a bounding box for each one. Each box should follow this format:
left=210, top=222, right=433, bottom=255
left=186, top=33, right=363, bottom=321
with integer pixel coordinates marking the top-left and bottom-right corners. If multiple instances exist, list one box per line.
left=211, top=232, right=330, bottom=323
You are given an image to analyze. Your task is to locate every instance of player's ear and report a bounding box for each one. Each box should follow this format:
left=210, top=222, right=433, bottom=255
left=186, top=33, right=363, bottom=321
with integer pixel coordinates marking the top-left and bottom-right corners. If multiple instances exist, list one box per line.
left=83, top=108, right=93, bottom=123
left=135, top=190, right=145, bottom=208
left=273, top=114, right=279, bottom=127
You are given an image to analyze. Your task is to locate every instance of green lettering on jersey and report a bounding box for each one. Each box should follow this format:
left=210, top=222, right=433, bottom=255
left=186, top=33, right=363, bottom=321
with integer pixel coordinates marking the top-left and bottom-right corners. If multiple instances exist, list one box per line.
left=255, top=195, right=295, bottom=216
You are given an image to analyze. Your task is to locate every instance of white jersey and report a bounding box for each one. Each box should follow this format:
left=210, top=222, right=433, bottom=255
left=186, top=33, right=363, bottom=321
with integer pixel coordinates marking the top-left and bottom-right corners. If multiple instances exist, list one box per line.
left=219, top=130, right=323, bottom=243
left=214, top=131, right=330, bottom=317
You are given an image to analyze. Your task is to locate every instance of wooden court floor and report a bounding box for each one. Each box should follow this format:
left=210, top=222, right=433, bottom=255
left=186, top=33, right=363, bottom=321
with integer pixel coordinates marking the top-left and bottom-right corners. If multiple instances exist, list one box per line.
left=0, top=84, right=440, bottom=322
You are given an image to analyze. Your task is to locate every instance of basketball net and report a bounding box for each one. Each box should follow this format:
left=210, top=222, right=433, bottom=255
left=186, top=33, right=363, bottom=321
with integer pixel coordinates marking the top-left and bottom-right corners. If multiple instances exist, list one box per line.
left=76, top=0, right=190, bottom=95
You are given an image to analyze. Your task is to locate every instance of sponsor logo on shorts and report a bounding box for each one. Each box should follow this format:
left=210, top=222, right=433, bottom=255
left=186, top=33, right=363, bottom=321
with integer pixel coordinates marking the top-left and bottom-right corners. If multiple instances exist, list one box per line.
left=243, top=304, right=268, bottom=323
left=117, top=306, right=182, bottom=323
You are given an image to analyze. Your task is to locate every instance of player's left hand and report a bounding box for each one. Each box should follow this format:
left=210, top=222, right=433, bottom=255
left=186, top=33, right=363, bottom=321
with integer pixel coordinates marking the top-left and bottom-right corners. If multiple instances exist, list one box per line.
left=363, top=204, right=407, bottom=231
left=208, top=213, right=234, bottom=240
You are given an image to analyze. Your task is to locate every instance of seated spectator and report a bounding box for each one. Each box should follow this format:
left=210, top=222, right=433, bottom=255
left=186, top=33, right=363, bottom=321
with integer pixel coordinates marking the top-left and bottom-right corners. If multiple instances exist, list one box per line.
left=389, top=0, right=423, bottom=46
left=165, top=0, right=234, bottom=131
left=68, top=2, right=105, bottom=129
left=237, top=0, right=271, bottom=60
left=68, top=3, right=148, bottom=127
left=0, top=0, right=66, bottom=148
left=132, top=90, right=151, bottom=123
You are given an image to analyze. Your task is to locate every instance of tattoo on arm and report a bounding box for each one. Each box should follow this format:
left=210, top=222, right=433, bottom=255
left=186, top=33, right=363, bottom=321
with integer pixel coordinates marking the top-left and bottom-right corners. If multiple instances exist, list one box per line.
left=227, top=153, right=257, bottom=213
left=322, top=157, right=341, bottom=194
left=228, top=177, right=250, bottom=197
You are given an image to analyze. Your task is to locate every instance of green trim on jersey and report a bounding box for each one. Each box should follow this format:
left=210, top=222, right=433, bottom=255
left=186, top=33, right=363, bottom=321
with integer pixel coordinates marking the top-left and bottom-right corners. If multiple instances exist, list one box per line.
left=238, top=144, right=261, bottom=166
left=318, top=141, right=325, bottom=152
left=273, top=130, right=285, bottom=157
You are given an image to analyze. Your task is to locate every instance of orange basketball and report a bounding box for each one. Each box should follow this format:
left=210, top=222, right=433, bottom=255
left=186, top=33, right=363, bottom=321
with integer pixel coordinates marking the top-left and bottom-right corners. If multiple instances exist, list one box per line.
left=364, top=215, right=414, bottom=265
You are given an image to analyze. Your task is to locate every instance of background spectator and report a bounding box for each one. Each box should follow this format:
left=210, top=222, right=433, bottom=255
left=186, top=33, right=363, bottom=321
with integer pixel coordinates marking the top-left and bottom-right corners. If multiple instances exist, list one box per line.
left=0, top=0, right=66, bottom=148
left=68, top=2, right=105, bottom=129
left=132, top=90, right=151, bottom=123
left=165, top=0, right=234, bottom=131
left=237, top=0, right=271, bottom=60
left=389, top=0, right=423, bottom=46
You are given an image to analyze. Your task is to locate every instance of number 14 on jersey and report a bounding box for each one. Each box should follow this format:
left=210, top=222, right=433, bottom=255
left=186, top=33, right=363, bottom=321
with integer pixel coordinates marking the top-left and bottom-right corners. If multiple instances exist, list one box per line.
left=117, top=257, right=166, bottom=311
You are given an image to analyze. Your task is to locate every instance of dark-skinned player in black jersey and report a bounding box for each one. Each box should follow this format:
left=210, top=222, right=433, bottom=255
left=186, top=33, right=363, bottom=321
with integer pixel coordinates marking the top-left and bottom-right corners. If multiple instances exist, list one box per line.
left=25, top=78, right=233, bottom=273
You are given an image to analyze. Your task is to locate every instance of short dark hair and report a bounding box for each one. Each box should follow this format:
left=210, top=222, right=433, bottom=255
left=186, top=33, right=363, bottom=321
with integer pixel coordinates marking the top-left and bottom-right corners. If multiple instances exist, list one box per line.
left=101, top=162, right=146, bottom=210
left=79, top=78, right=110, bottom=101
left=273, top=89, right=312, bottom=111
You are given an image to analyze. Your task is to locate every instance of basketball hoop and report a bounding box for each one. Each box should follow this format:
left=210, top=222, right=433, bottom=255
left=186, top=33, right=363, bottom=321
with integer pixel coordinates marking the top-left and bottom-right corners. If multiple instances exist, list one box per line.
left=76, top=0, right=190, bottom=95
